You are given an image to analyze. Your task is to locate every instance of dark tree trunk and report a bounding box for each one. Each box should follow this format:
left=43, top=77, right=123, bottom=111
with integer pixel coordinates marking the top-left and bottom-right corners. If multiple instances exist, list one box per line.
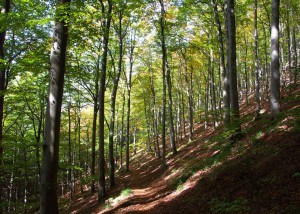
left=226, top=0, right=240, bottom=134
left=91, top=55, right=100, bottom=194
left=98, top=0, right=112, bottom=202
left=0, top=1, right=10, bottom=210
left=270, top=0, right=281, bottom=119
left=159, top=0, right=177, bottom=155
left=108, top=10, right=124, bottom=188
left=67, top=104, right=74, bottom=200
left=40, top=0, right=70, bottom=213
left=159, top=0, right=167, bottom=170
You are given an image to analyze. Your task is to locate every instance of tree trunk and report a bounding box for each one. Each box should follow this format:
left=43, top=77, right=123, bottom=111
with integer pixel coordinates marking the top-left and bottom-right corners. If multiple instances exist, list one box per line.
left=166, top=62, right=177, bottom=154
left=90, top=55, right=99, bottom=194
left=0, top=1, right=10, bottom=210
left=292, top=24, right=297, bottom=85
left=40, top=0, right=70, bottom=213
left=98, top=0, right=112, bottom=202
left=67, top=104, right=74, bottom=200
left=150, top=70, right=160, bottom=158
left=159, top=0, right=168, bottom=170
left=262, top=21, right=270, bottom=100
left=108, top=10, right=124, bottom=188
left=119, top=90, right=125, bottom=171
left=159, top=1, right=177, bottom=155
left=209, top=47, right=217, bottom=128
left=125, top=34, right=134, bottom=173
left=212, top=0, right=230, bottom=126
left=226, top=0, right=240, bottom=135
left=270, top=0, right=281, bottom=119
left=285, top=4, right=292, bottom=90
left=181, top=50, right=193, bottom=140
left=254, top=0, right=261, bottom=118
left=78, top=113, right=83, bottom=194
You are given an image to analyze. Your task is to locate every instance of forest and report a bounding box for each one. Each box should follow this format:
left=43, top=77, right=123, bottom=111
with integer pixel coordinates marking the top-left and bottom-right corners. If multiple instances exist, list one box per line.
left=0, top=0, right=300, bottom=213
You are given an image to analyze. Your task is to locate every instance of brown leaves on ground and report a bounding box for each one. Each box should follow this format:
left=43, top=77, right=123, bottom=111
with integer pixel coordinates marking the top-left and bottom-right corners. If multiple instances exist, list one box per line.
left=69, top=84, right=300, bottom=214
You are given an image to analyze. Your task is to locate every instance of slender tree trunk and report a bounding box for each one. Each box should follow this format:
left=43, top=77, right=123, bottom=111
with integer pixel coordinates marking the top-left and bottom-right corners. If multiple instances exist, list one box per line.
left=0, top=1, right=10, bottom=210
left=125, top=34, right=134, bottom=173
left=142, top=87, right=152, bottom=152
left=243, top=37, right=249, bottom=105
left=78, top=112, right=83, bottom=194
left=209, top=47, right=217, bottom=128
left=205, top=79, right=209, bottom=129
left=159, top=1, right=176, bottom=155
left=40, top=0, right=70, bottom=212
left=98, top=0, right=112, bottom=202
left=166, top=62, right=177, bottom=154
left=108, top=11, right=124, bottom=187
left=226, top=0, right=240, bottom=135
left=91, top=57, right=99, bottom=194
left=176, top=88, right=182, bottom=143
left=181, top=50, right=193, bottom=140
left=67, top=104, right=74, bottom=200
left=119, top=90, right=125, bottom=171
left=159, top=0, right=167, bottom=170
left=150, top=71, right=160, bottom=158
left=262, top=22, right=270, bottom=100
left=254, top=0, right=261, bottom=118
left=270, top=0, right=281, bottom=119
left=286, top=4, right=292, bottom=90
left=292, top=24, right=297, bottom=85
left=212, top=0, right=230, bottom=127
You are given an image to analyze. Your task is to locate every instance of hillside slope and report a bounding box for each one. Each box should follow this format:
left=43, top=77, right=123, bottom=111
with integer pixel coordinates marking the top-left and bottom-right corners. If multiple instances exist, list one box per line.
left=69, top=86, right=300, bottom=214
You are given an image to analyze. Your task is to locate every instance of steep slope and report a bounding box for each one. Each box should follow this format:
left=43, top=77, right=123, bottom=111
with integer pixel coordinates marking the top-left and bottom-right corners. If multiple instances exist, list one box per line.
left=69, top=85, right=300, bottom=214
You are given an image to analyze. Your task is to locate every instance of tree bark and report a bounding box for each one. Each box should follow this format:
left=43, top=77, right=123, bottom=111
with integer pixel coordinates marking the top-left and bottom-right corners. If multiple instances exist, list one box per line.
left=159, top=0, right=177, bottom=155
left=182, top=50, right=193, bottom=140
left=67, top=103, right=74, bottom=200
left=270, top=0, right=281, bottom=119
left=212, top=0, right=230, bottom=127
left=226, top=0, right=240, bottom=134
left=91, top=53, right=100, bottom=194
left=119, top=90, right=125, bottom=171
left=254, top=0, right=261, bottom=118
left=40, top=0, right=70, bottom=213
left=98, top=0, right=112, bottom=202
left=159, top=0, right=167, bottom=170
left=150, top=70, right=160, bottom=158
left=0, top=1, right=11, bottom=210
left=125, top=33, right=134, bottom=173
left=108, top=10, right=124, bottom=188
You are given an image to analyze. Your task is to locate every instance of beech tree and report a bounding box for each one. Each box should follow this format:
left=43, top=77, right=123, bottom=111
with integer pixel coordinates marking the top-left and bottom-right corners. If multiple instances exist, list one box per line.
left=98, top=0, right=112, bottom=202
left=0, top=1, right=11, bottom=210
left=270, top=0, right=281, bottom=119
left=0, top=0, right=299, bottom=212
left=40, top=0, right=71, bottom=213
left=226, top=0, right=240, bottom=135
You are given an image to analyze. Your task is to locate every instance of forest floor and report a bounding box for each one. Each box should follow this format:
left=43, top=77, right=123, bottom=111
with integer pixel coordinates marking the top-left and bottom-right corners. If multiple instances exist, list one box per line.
left=66, top=83, right=300, bottom=214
